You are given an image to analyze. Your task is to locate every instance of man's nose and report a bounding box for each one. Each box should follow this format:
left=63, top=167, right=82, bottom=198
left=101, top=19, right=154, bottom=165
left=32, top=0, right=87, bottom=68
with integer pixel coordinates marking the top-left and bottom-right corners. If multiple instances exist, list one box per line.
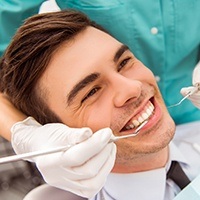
left=111, top=75, right=142, bottom=107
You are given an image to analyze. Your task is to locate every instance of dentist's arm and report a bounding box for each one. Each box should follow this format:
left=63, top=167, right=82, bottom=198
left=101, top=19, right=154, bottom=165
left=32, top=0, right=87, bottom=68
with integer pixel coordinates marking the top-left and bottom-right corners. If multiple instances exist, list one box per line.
left=0, top=93, right=116, bottom=198
left=181, top=61, right=200, bottom=108
left=0, top=93, right=26, bottom=140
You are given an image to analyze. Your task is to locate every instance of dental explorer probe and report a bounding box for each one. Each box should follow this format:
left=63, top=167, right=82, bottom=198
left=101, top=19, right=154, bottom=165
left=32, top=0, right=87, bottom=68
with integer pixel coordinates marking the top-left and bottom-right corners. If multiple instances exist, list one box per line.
left=0, top=121, right=148, bottom=164
left=167, top=84, right=199, bottom=108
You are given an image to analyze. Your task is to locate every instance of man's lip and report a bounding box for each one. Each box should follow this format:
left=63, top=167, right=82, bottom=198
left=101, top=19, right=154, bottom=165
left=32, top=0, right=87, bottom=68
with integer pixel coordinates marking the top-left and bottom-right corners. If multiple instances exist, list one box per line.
left=120, top=97, right=154, bottom=133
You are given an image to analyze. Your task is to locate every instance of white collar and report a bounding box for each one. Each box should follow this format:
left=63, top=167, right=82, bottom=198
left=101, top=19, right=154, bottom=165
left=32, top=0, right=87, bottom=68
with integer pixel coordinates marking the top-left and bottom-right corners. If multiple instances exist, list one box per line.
left=102, top=142, right=190, bottom=200
left=166, top=142, right=190, bottom=170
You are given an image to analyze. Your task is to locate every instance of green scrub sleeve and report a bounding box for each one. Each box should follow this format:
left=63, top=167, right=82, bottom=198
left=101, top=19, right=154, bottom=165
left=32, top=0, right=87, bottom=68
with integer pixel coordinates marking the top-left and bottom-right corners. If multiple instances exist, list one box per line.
left=0, top=0, right=44, bottom=57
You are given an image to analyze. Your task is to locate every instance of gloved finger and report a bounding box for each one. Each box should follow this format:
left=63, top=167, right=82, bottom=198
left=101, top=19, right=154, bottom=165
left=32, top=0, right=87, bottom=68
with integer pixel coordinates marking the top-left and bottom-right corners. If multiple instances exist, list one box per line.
left=12, top=116, right=93, bottom=152
left=36, top=139, right=116, bottom=179
left=37, top=144, right=115, bottom=180
left=188, top=93, right=200, bottom=100
left=49, top=145, right=116, bottom=198
left=180, top=86, right=196, bottom=96
left=37, top=169, right=92, bottom=198
left=66, top=143, right=116, bottom=180
left=66, top=144, right=116, bottom=198
left=36, top=144, right=116, bottom=199
left=59, top=127, right=93, bottom=145
left=40, top=171, right=100, bottom=199
left=62, top=128, right=113, bottom=166
left=180, top=87, right=200, bottom=109
left=37, top=154, right=104, bottom=198
left=40, top=125, right=93, bottom=147
left=35, top=132, right=115, bottom=179
left=192, top=61, right=200, bottom=85
left=79, top=143, right=116, bottom=193
left=187, top=95, right=200, bottom=108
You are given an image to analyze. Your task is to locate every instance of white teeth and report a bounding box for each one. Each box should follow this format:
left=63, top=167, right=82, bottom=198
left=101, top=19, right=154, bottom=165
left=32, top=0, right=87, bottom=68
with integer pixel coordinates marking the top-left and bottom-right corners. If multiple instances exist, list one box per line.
left=129, top=124, right=134, bottom=129
left=124, top=101, right=154, bottom=130
left=149, top=102, right=154, bottom=112
left=132, top=119, right=140, bottom=127
left=125, top=125, right=131, bottom=130
left=146, top=108, right=152, bottom=116
left=138, top=116, right=144, bottom=123
left=142, top=113, right=149, bottom=120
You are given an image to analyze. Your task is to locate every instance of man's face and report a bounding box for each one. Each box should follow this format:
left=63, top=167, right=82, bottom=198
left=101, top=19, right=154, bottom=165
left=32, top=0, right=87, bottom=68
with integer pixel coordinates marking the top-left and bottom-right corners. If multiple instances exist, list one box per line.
left=38, top=27, right=175, bottom=170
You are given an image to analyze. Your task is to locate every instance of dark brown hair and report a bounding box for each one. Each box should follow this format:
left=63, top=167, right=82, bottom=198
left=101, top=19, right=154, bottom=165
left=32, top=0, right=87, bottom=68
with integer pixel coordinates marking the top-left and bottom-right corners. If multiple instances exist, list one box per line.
left=0, top=9, right=107, bottom=124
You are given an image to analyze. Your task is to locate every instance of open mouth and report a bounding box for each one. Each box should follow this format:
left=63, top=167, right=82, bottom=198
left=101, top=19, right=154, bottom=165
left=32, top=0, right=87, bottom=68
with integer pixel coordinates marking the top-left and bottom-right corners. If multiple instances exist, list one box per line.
left=120, top=100, right=154, bottom=132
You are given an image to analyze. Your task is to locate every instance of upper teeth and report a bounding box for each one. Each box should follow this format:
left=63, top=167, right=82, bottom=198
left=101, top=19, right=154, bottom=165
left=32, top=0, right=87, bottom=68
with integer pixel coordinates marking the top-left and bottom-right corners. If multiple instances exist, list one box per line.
left=125, top=101, right=154, bottom=130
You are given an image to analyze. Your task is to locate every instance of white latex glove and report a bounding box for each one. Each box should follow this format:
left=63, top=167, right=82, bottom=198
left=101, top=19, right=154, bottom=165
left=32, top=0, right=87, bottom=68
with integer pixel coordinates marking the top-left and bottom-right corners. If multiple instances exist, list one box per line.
left=11, top=117, right=116, bottom=198
left=180, top=61, right=200, bottom=108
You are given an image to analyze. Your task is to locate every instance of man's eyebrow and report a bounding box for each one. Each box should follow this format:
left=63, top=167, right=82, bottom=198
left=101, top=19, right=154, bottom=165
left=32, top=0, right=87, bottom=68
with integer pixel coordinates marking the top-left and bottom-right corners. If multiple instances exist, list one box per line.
left=67, top=73, right=100, bottom=105
left=66, top=45, right=129, bottom=106
left=113, top=44, right=130, bottom=62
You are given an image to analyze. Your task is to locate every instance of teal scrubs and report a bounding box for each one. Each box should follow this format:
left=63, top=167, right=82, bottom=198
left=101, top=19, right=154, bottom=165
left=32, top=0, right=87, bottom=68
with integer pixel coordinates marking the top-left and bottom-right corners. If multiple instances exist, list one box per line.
left=0, top=0, right=200, bottom=124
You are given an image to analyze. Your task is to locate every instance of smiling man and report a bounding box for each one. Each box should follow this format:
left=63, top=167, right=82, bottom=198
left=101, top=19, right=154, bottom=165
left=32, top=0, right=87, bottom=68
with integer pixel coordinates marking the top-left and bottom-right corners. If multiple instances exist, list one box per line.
left=37, top=25, right=175, bottom=174
left=1, top=10, right=200, bottom=200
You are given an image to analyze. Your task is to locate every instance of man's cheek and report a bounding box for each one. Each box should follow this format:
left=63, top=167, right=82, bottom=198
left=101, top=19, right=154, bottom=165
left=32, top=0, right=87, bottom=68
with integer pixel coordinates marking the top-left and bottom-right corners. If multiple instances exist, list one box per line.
left=85, top=111, right=111, bottom=132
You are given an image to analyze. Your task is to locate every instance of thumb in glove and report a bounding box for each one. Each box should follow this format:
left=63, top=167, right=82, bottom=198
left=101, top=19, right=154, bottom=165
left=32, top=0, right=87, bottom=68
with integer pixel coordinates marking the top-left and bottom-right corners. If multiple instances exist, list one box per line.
left=180, top=61, right=200, bottom=108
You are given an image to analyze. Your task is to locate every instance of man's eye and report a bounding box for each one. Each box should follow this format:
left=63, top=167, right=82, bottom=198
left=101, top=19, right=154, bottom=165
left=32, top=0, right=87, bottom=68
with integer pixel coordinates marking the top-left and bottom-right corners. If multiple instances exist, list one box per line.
left=81, top=87, right=100, bottom=103
left=118, top=57, right=131, bottom=72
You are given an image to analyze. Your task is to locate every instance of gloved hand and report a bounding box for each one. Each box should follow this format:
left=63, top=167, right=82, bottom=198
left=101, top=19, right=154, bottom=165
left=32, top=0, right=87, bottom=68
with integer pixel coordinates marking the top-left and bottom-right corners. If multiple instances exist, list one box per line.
left=180, top=61, right=200, bottom=108
left=11, top=117, right=116, bottom=198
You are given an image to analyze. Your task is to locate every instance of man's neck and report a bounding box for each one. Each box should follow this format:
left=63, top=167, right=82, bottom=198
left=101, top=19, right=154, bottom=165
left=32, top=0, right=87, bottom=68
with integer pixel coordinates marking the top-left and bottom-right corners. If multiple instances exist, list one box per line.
left=112, top=146, right=169, bottom=173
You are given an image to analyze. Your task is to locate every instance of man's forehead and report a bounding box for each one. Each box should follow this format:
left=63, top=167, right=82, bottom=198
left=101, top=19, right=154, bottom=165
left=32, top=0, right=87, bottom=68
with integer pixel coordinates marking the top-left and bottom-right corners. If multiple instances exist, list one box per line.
left=39, top=27, right=128, bottom=98
left=48, top=27, right=123, bottom=69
